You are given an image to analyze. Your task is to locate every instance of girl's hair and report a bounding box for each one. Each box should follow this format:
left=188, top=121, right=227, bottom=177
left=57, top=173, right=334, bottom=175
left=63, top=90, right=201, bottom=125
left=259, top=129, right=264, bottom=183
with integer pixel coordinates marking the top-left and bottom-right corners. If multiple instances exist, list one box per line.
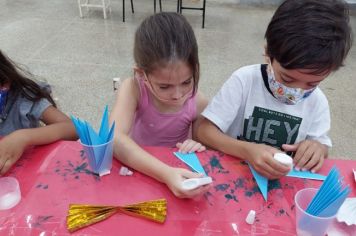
left=265, top=0, right=352, bottom=75
left=134, top=12, right=200, bottom=94
left=0, top=50, right=56, bottom=107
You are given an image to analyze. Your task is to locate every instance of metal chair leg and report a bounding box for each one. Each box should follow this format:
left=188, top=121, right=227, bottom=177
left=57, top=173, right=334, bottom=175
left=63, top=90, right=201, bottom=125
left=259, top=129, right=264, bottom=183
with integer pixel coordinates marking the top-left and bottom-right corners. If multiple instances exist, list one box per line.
left=202, top=0, right=206, bottom=28
left=123, top=0, right=134, bottom=22
left=123, top=0, right=125, bottom=22
left=178, top=0, right=206, bottom=28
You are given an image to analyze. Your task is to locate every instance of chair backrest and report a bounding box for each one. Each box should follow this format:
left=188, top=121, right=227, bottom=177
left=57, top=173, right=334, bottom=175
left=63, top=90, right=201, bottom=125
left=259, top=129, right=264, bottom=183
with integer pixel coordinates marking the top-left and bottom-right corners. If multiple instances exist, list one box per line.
left=113, top=78, right=121, bottom=91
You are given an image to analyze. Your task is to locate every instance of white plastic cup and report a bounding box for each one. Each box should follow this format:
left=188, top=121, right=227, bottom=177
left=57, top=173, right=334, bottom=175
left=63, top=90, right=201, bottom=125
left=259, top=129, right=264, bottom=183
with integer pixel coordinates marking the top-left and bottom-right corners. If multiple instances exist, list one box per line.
left=81, top=139, right=114, bottom=176
left=295, top=188, right=336, bottom=236
left=0, top=177, right=21, bottom=210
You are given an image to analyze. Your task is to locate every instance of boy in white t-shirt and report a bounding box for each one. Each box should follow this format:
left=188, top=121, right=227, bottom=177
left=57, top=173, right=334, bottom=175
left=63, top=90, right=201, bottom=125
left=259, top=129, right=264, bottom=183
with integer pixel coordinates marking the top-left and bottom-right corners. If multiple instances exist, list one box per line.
left=197, top=0, right=352, bottom=179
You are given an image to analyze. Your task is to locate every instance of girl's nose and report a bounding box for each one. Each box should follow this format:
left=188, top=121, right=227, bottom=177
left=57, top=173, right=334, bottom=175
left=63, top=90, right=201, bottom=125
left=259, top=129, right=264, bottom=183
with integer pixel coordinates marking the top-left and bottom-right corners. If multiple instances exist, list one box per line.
left=172, top=87, right=183, bottom=99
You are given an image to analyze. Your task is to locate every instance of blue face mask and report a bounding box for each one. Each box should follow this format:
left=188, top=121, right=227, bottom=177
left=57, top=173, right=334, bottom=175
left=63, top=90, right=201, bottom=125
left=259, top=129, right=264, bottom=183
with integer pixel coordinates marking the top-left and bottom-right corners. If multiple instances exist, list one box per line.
left=0, top=89, right=9, bottom=120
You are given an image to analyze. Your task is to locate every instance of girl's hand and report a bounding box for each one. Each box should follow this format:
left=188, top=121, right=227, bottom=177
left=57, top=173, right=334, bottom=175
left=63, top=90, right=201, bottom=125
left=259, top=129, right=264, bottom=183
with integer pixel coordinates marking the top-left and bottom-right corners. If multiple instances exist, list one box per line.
left=245, top=143, right=290, bottom=179
left=282, top=140, right=327, bottom=173
left=176, top=139, right=206, bottom=154
left=164, top=167, right=211, bottom=198
left=0, top=131, right=28, bottom=175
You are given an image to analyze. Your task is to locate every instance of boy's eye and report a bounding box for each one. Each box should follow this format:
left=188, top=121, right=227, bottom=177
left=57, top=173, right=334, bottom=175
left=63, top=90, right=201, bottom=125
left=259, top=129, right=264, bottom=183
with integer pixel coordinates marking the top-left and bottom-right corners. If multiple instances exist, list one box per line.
left=281, top=77, right=293, bottom=83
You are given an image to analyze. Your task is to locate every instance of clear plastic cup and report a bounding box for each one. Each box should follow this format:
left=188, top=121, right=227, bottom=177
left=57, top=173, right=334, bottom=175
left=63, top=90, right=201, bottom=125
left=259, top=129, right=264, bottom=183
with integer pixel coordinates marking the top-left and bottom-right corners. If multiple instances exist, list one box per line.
left=81, top=139, right=114, bottom=176
left=0, top=177, right=21, bottom=210
left=295, top=188, right=336, bottom=236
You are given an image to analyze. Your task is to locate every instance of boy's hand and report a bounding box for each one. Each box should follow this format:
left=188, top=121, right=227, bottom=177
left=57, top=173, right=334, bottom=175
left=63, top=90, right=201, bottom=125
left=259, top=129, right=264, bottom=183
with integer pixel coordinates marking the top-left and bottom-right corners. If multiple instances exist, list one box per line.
left=245, top=143, right=290, bottom=179
left=282, top=140, right=327, bottom=173
left=0, top=131, right=28, bottom=175
left=176, top=139, right=206, bottom=154
left=163, top=167, right=211, bottom=198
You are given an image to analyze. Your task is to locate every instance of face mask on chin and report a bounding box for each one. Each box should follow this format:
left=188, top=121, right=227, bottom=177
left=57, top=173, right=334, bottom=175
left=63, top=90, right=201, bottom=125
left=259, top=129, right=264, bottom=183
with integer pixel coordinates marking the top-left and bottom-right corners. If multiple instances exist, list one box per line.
left=267, top=65, right=316, bottom=105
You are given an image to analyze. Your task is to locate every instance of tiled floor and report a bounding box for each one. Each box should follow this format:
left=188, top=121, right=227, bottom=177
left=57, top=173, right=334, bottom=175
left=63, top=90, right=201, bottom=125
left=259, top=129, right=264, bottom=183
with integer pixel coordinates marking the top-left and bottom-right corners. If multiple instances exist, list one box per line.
left=0, top=0, right=355, bottom=159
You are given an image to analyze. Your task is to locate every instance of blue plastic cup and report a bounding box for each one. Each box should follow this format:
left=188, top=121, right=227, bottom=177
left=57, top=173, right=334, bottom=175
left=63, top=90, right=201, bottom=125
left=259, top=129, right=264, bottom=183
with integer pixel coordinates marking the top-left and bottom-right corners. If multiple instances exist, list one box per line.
left=295, top=188, right=336, bottom=236
left=81, top=139, right=114, bottom=176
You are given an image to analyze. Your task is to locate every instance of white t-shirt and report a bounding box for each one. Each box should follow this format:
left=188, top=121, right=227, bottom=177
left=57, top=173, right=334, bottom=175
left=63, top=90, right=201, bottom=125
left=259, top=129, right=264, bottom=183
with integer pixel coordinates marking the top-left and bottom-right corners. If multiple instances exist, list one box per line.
left=202, top=64, right=332, bottom=148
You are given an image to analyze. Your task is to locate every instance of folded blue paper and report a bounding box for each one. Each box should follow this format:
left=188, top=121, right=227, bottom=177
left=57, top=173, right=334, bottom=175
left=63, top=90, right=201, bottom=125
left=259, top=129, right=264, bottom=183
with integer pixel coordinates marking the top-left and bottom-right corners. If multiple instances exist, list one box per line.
left=306, top=166, right=350, bottom=217
left=71, top=105, right=115, bottom=175
left=249, top=165, right=327, bottom=201
left=248, top=164, right=268, bottom=201
left=71, top=105, right=115, bottom=145
left=173, top=152, right=207, bottom=176
left=288, top=168, right=326, bottom=181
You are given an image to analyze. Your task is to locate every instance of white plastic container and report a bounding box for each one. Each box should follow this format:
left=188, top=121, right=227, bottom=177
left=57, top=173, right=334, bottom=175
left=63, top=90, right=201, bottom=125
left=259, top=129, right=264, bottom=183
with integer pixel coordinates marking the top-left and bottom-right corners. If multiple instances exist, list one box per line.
left=274, top=153, right=293, bottom=169
left=0, top=177, right=21, bottom=210
left=182, top=177, right=212, bottom=190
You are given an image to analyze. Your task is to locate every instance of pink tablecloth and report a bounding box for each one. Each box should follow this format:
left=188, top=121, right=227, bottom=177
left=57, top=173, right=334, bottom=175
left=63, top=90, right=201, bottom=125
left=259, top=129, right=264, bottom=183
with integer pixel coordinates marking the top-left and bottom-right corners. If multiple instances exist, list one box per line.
left=0, top=140, right=355, bottom=235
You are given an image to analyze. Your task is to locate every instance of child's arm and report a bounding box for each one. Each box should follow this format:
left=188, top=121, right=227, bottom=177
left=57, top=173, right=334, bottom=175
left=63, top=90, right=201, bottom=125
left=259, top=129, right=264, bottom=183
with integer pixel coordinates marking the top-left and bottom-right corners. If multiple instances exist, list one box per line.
left=110, top=79, right=209, bottom=198
left=176, top=91, right=208, bottom=153
left=0, top=106, right=77, bottom=175
left=113, top=135, right=210, bottom=198
left=196, top=118, right=290, bottom=179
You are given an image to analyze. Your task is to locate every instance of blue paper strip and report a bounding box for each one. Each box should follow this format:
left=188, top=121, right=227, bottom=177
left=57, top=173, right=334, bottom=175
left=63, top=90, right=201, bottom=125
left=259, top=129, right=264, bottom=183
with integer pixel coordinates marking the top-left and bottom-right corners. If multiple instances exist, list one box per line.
left=99, top=105, right=109, bottom=140
left=107, top=122, right=115, bottom=142
left=287, top=169, right=326, bottom=181
left=86, top=122, right=104, bottom=145
left=306, top=167, right=350, bottom=217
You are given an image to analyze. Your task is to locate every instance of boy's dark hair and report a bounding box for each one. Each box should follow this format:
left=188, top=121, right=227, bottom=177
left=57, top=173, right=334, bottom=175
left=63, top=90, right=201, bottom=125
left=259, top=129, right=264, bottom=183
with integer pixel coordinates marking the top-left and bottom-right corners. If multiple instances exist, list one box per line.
left=134, top=12, right=199, bottom=94
left=265, top=0, right=352, bottom=75
left=0, top=50, right=56, bottom=107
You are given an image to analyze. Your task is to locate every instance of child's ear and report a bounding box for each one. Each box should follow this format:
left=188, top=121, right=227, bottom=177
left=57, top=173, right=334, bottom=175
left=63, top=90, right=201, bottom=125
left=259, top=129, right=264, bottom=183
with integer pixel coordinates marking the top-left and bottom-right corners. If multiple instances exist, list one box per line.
left=263, top=44, right=270, bottom=64
left=133, top=67, right=147, bottom=80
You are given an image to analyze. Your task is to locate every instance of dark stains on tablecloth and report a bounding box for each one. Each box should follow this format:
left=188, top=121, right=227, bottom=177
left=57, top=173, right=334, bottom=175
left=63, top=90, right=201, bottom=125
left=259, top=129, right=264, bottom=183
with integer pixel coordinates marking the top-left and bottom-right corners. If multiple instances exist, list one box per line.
left=214, top=183, right=238, bottom=203
left=36, top=183, right=49, bottom=189
left=244, top=179, right=282, bottom=198
left=204, top=191, right=214, bottom=206
left=32, top=215, right=54, bottom=228
left=80, top=150, right=85, bottom=159
left=215, top=183, right=230, bottom=192
left=233, top=178, right=245, bottom=189
left=206, top=155, right=229, bottom=174
left=268, top=179, right=281, bottom=191
left=245, top=185, right=260, bottom=197
left=224, top=193, right=238, bottom=203
left=54, top=154, right=100, bottom=181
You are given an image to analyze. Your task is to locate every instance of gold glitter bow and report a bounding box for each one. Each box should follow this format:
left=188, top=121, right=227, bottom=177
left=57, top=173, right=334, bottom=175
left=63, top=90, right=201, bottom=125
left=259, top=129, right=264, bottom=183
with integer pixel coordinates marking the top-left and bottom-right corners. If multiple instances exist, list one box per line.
left=67, top=199, right=167, bottom=232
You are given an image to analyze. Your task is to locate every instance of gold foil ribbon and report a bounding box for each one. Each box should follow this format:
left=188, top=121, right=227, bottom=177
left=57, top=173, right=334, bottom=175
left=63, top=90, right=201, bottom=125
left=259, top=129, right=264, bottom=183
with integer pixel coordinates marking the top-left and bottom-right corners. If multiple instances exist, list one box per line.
left=67, top=199, right=167, bottom=232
